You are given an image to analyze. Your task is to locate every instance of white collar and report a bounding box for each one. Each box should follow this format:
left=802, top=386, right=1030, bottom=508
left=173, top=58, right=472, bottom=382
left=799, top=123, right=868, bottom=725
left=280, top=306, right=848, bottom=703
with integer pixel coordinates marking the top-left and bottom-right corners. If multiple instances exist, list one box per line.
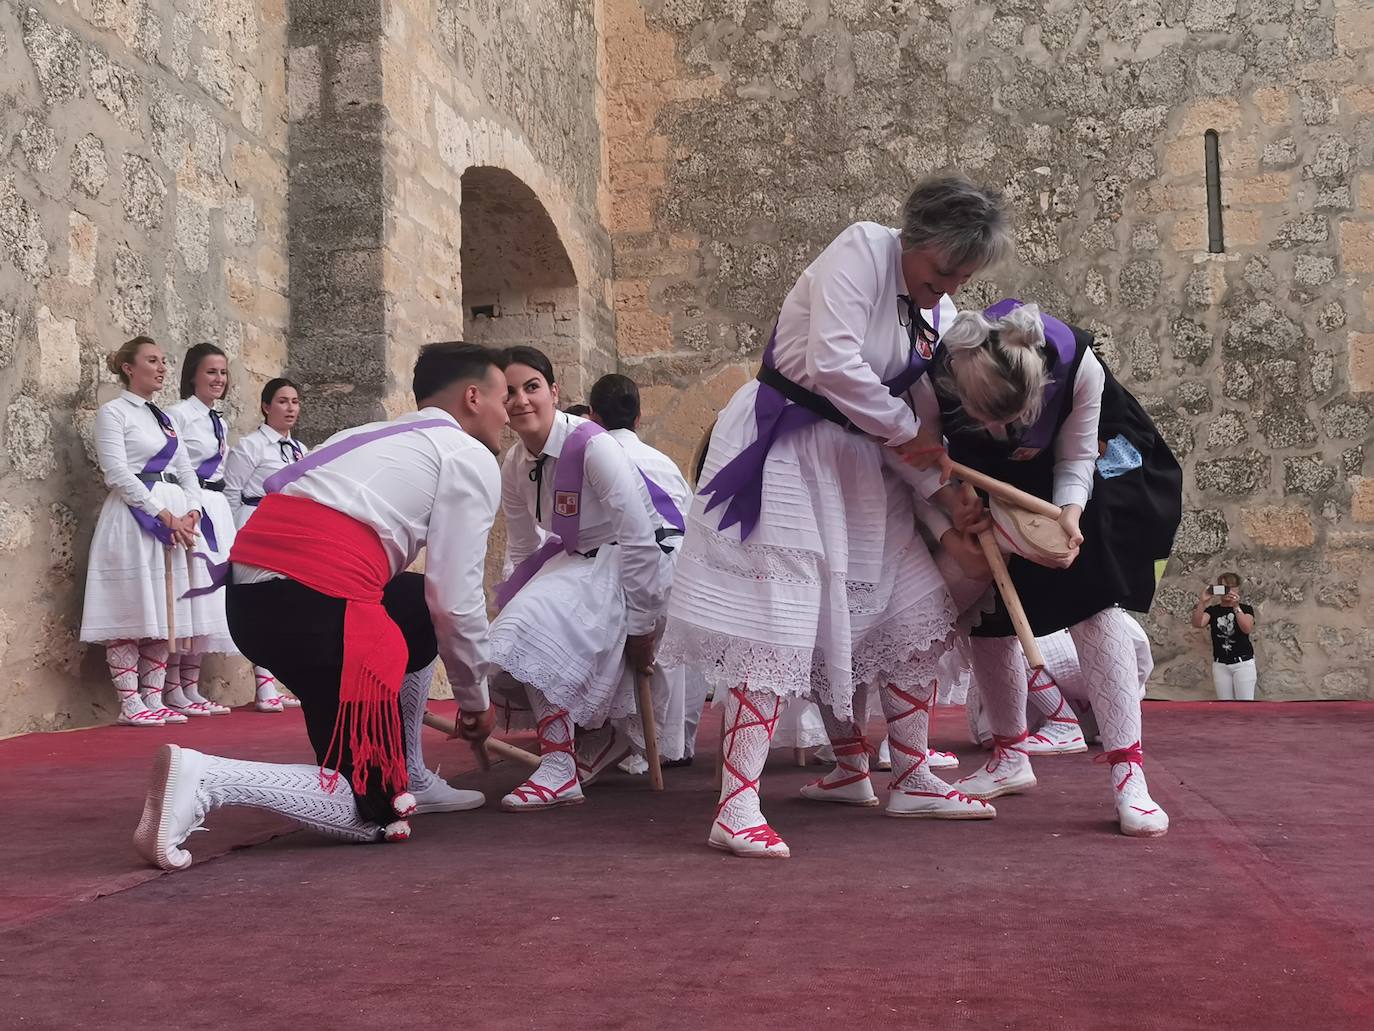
left=258, top=424, right=291, bottom=444
left=414, top=406, right=460, bottom=428
left=184, top=395, right=218, bottom=417
left=120, top=389, right=155, bottom=407
left=525, top=411, right=583, bottom=461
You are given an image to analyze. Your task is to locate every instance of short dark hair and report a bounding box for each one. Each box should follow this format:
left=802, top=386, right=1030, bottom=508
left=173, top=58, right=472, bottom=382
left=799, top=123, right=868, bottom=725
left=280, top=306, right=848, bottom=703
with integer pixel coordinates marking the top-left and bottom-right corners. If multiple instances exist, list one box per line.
left=496, top=345, right=556, bottom=386
left=1220, top=572, right=1241, bottom=587
left=563, top=403, right=591, bottom=417
left=412, top=341, right=499, bottom=403
left=260, top=377, right=300, bottom=416
left=588, top=373, right=641, bottom=431
left=180, top=342, right=228, bottom=399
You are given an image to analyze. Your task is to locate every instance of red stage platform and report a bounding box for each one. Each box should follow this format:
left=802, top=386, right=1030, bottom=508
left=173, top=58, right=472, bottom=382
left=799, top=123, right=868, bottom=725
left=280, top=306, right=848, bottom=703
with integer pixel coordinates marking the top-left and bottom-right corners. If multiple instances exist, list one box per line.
left=2, top=701, right=1372, bottom=1030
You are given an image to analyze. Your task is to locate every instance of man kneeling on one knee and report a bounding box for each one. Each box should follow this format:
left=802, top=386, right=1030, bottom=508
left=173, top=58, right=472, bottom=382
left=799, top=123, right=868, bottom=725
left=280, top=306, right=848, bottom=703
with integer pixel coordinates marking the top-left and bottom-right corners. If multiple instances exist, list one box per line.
left=133, top=342, right=509, bottom=870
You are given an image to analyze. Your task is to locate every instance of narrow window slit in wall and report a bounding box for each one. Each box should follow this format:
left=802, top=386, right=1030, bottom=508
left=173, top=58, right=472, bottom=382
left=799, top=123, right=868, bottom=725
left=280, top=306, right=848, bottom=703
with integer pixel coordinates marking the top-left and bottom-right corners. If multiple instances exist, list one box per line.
left=1205, top=129, right=1224, bottom=254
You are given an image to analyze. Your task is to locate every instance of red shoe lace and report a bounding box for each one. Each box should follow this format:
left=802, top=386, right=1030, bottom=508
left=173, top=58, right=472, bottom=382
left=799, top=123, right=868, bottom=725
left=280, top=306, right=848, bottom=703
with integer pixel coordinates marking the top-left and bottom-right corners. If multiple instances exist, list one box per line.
left=509, top=709, right=579, bottom=803
left=986, top=731, right=1029, bottom=772
left=1094, top=741, right=1145, bottom=792
left=883, top=683, right=937, bottom=791
left=715, top=688, right=780, bottom=823
left=1028, top=669, right=1081, bottom=728
left=812, top=735, right=872, bottom=790
left=714, top=822, right=785, bottom=847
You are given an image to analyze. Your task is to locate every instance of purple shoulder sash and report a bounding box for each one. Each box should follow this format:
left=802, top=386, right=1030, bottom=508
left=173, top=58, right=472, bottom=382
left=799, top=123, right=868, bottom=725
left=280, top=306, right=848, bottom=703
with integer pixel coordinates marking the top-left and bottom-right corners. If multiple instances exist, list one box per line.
left=128, top=404, right=181, bottom=546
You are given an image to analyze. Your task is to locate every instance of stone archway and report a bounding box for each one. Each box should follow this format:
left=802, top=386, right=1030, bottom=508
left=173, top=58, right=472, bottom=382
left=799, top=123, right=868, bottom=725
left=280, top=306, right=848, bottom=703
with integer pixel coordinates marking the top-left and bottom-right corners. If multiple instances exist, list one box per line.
left=459, top=166, right=587, bottom=398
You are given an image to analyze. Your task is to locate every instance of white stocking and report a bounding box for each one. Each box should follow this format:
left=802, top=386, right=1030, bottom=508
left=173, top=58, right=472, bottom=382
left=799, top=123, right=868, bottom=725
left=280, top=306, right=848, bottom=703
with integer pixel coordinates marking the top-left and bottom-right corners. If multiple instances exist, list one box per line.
left=812, top=703, right=872, bottom=789
left=163, top=652, right=194, bottom=709
left=179, top=653, right=209, bottom=704
left=968, top=635, right=1029, bottom=745
left=399, top=663, right=438, bottom=791
left=1067, top=609, right=1142, bottom=753
left=504, top=685, right=578, bottom=804
left=200, top=756, right=385, bottom=843
left=138, top=640, right=170, bottom=711
left=877, top=679, right=954, bottom=794
left=254, top=666, right=281, bottom=702
left=106, top=640, right=143, bottom=716
left=715, top=686, right=782, bottom=835
left=1027, top=668, right=1079, bottom=731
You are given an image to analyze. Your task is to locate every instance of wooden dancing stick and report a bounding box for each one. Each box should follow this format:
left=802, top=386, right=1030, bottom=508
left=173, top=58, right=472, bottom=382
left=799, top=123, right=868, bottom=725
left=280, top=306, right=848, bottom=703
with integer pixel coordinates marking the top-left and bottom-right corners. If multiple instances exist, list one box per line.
left=421, top=711, right=542, bottom=768
left=636, top=671, right=665, bottom=792
left=976, top=530, right=1046, bottom=670
left=164, top=546, right=178, bottom=657
left=949, top=461, right=1062, bottom=520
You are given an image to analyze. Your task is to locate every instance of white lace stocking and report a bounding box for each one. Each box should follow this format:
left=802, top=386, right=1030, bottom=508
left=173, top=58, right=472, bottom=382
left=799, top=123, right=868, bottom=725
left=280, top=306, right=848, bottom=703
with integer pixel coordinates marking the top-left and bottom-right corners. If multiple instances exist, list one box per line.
left=507, top=685, right=578, bottom=802
left=814, top=703, right=871, bottom=789
left=106, top=640, right=142, bottom=715
left=254, top=666, right=281, bottom=702
left=716, top=687, right=782, bottom=834
left=1027, top=668, right=1079, bottom=730
left=968, top=636, right=1029, bottom=741
left=878, top=679, right=954, bottom=794
left=201, top=755, right=383, bottom=842
left=138, top=640, right=170, bottom=709
left=179, top=653, right=209, bottom=704
left=399, top=663, right=438, bottom=791
left=163, top=652, right=194, bottom=709
left=1067, top=608, right=1142, bottom=753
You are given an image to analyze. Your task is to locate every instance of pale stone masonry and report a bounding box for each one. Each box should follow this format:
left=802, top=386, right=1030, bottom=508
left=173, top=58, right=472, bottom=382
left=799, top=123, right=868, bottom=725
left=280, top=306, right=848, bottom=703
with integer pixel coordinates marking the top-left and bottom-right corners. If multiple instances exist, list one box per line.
left=1, top=0, right=1371, bottom=735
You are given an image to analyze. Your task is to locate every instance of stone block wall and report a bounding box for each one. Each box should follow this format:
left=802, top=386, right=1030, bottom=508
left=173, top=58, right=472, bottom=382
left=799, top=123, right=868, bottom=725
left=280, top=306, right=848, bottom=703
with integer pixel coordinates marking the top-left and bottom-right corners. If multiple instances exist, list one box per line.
left=0, top=0, right=289, bottom=736
left=608, top=0, right=1374, bottom=700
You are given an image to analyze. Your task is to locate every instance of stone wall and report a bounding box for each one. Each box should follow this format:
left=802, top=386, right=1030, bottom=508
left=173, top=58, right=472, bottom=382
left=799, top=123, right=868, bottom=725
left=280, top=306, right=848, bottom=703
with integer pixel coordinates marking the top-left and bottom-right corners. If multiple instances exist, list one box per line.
left=0, top=0, right=289, bottom=736
left=607, top=0, right=1374, bottom=700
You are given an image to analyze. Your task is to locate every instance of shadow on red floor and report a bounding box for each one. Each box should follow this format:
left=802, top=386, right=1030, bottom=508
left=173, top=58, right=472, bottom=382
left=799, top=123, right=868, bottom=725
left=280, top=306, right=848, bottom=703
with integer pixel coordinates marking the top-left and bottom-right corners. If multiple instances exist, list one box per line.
left=2, top=701, right=1372, bottom=1030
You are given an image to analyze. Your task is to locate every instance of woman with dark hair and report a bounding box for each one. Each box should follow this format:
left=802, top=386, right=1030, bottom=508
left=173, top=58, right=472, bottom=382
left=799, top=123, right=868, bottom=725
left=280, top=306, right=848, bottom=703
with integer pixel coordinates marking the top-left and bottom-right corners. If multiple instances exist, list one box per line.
left=162, top=343, right=237, bottom=715
left=222, top=377, right=307, bottom=712
left=488, top=346, right=679, bottom=810
left=79, top=336, right=202, bottom=727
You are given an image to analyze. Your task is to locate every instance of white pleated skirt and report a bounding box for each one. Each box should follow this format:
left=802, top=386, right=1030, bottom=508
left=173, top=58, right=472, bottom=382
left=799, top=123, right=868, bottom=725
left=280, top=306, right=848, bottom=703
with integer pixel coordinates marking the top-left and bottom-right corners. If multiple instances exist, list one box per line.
left=185, top=489, right=237, bottom=654
left=658, top=380, right=958, bottom=720
left=488, top=545, right=639, bottom=730
left=79, top=483, right=197, bottom=644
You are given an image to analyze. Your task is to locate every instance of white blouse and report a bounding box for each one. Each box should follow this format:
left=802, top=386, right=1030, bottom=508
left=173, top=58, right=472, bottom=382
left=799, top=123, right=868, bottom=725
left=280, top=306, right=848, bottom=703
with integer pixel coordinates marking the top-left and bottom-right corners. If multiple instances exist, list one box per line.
left=606, top=428, right=693, bottom=526
left=501, top=412, right=666, bottom=635
left=167, top=395, right=230, bottom=485
left=772, top=221, right=959, bottom=450
left=223, top=424, right=307, bottom=516
left=93, top=391, right=202, bottom=516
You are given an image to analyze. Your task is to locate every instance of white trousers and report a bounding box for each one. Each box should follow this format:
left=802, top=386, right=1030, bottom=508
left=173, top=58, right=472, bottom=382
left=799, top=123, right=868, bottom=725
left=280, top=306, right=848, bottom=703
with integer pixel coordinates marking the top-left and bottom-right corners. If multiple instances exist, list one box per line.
left=1212, top=658, right=1257, bottom=701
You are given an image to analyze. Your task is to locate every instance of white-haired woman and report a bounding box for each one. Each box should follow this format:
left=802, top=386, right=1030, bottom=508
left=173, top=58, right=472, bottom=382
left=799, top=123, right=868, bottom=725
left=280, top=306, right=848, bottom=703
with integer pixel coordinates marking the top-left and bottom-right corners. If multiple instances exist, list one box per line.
left=659, top=176, right=1012, bottom=858
left=928, top=301, right=1180, bottom=837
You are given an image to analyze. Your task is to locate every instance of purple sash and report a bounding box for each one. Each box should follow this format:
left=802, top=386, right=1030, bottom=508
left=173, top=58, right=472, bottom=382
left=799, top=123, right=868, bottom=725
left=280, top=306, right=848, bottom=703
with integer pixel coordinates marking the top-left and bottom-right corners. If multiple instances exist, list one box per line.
left=493, top=421, right=685, bottom=610
left=195, top=409, right=227, bottom=552
left=128, top=404, right=180, bottom=546
left=185, top=417, right=461, bottom=598
left=699, top=304, right=942, bottom=541
left=981, top=299, right=1078, bottom=450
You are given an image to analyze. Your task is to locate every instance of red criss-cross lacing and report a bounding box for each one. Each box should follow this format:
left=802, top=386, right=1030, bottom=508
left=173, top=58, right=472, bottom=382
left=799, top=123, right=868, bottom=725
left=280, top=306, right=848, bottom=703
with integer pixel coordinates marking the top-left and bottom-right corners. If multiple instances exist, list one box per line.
left=714, top=688, right=781, bottom=838
left=1095, top=740, right=1146, bottom=788
left=575, top=731, right=623, bottom=780
left=1028, top=669, right=1079, bottom=727
left=507, top=709, right=579, bottom=804
left=809, top=735, right=873, bottom=792
left=111, top=657, right=140, bottom=699
left=984, top=730, right=1029, bottom=773
left=902, top=787, right=988, bottom=807
left=254, top=671, right=275, bottom=690
left=883, top=682, right=938, bottom=790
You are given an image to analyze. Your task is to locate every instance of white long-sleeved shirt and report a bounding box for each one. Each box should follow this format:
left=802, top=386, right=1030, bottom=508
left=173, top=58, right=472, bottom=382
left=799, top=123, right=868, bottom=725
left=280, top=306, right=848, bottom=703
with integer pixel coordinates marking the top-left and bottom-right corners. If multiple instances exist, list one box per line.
left=167, top=395, right=230, bottom=485
left=501, top=412, right=666, bottom=635
left=772, top=221, right=956, bottom=505
left=233, top=408, right=501, bottom=711
left=222, top=423, right=306, bottom=516
left=94, top=390, right=202, bottom=515
left=606, top=428, right=693, bottom=529
left=1046, top=348, right=1103, bottom=510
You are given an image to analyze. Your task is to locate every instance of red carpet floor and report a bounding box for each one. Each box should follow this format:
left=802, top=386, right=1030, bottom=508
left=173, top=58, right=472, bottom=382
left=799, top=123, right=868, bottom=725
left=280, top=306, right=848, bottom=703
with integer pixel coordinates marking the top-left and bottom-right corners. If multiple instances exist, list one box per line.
left=2, top=701, right=1372, bottom=1030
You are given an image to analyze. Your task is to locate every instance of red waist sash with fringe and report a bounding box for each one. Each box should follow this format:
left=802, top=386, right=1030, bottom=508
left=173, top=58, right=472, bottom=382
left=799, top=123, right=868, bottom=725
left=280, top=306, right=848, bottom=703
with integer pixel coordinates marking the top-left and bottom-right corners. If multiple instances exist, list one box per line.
left=230, top=492, right=407, bottom=797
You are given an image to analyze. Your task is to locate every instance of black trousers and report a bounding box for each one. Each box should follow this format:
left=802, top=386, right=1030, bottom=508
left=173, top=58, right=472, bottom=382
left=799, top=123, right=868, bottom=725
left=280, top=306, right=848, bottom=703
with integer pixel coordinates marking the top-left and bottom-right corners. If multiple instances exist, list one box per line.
left=226, top=571, right=437, bottom=824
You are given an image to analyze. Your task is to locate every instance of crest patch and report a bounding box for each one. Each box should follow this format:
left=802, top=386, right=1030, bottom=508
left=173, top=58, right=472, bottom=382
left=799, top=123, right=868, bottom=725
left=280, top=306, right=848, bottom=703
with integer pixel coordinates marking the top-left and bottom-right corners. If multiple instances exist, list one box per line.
left=554, top=490, right=579, bottom=518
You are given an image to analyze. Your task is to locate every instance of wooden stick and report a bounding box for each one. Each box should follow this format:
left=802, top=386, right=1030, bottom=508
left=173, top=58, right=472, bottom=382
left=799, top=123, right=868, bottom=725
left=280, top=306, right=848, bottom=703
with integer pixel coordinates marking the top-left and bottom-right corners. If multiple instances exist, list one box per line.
left=793, top=747, right=808, bottom=768
left=949, top=461, right=1062, bottom=519
left=421, top=711, right=541, bottom=768
left=976, top=530, right=1046, bottom=670
left=635, top=671, right=665, bottom=792
left=163, top=547, right=178, bottom=657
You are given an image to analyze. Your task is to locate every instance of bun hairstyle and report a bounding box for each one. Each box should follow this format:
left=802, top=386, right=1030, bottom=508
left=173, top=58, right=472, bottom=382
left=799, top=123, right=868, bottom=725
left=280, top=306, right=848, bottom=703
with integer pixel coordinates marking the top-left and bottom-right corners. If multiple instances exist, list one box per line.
left=106, top=335, right=158, bottom=386
left=260, top=376, right=300, bottom=417
left=937, top=305, right=1051, bottom=426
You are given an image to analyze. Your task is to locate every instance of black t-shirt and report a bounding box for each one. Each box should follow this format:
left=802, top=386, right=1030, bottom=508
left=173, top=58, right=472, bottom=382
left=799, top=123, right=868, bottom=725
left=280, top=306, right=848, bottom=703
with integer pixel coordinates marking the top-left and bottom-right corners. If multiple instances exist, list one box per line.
left=1206, top=603, right=1255, bottom=663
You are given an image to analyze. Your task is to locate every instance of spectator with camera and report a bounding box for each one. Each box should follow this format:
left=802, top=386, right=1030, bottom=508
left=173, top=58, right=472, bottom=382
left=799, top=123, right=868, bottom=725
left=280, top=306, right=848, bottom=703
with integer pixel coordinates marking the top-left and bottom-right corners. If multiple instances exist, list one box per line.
left=1191, top=573, right=1258, bottom=700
